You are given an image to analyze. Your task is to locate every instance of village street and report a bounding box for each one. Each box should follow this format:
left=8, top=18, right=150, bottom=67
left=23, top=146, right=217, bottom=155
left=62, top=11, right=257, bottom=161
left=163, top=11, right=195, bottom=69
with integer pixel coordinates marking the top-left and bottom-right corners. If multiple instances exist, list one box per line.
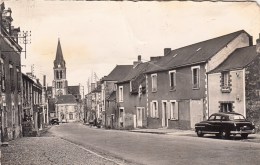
left=45, top=123, right=260, bottom=165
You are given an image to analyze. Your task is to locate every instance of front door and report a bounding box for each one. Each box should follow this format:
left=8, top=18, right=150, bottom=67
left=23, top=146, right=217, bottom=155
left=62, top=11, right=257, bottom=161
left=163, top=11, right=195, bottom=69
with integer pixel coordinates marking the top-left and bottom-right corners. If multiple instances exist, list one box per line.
left=162, top=101, right=168, bottom=127
left=136, top=107, right=143, bottom=127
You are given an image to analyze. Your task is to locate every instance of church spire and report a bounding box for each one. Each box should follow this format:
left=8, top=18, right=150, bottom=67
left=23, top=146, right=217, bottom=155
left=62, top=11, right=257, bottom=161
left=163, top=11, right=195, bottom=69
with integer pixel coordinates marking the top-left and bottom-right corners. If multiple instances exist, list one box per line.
left=54, top=38, right=66, bottom=68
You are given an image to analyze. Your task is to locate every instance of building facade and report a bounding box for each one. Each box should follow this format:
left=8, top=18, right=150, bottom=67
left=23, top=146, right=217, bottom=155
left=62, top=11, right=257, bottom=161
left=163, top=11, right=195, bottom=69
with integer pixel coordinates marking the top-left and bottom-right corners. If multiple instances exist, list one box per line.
left=0, top=3, right=23, bottom=141
left=208, top=36, right=260, bottom=127
left=145, top=30, right=252, bottom=129
left=100, top=65, right=132, bottom=128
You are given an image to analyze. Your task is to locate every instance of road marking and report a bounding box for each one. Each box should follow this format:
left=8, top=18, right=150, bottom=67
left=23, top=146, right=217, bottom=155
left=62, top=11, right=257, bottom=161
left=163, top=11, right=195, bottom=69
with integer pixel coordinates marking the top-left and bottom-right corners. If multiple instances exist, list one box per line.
left=59, top=137, right=125, bottom=165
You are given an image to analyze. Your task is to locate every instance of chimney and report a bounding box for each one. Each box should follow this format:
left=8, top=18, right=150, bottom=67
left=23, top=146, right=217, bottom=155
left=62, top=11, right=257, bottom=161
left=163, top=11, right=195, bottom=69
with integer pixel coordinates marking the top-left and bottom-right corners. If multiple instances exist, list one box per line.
left=133, top=55, right=142, bottom=68
left=257, top=33, right=260, bottom=54
left=150, top=56, right=162, bottom=63
left=43, top=75, right=46, bottom=87
left=164, top=48, right=171, bottom=56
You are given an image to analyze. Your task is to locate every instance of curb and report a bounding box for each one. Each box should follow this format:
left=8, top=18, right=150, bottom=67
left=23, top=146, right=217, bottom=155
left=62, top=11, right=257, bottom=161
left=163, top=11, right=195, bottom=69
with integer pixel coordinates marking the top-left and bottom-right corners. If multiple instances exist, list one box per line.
left=129, top=131, right=167, bottom=134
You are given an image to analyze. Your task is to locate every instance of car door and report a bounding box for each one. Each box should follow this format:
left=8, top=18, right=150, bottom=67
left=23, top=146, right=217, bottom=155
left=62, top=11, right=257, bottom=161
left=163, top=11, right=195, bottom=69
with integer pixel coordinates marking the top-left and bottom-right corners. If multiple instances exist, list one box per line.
left=206, top=115, right=222, bottom=133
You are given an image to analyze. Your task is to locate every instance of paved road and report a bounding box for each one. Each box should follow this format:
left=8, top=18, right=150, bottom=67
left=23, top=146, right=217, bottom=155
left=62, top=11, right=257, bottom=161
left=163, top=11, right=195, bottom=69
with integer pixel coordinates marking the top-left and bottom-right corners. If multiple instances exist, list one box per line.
left=49, top=123, right=260, bottom=165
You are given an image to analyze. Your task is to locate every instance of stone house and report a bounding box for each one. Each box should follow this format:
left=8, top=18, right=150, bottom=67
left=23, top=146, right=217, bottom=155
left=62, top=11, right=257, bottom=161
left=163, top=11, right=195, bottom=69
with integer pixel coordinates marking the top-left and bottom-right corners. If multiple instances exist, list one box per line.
left=145, top=30, right=252, bottom=129
left=0, top=3, right=23, bottom=141
left=21, top=73, right=43, bottom=136
left=100, top=65, right=132, bottom=128
left=208, top=35, right=260, bottom=127
left=56, top=94, right=79, bottom=123
left=116, top=56, right=158, bottom=129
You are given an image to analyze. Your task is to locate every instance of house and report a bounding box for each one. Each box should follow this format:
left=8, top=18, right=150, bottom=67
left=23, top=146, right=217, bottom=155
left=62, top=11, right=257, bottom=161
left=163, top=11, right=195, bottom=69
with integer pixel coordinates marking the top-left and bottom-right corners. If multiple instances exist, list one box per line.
left=145, top=30, right=252, bottom=129
left=100, top=64, right=132, bottom=128
left=21, top=73, right=43, bottom=137
left=115, top=56, right=161, bottom=129
left=208, top=35, right=260, bottom=126
left=55, top=94, right=79, bottom=122
left=0, top=3, right=23, bottom=141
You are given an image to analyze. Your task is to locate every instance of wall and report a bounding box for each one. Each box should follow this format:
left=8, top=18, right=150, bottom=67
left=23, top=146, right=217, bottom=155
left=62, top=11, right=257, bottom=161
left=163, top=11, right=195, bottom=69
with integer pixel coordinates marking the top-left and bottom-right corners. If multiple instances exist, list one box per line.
left=57, top=103, right=79, bottom=122
left=207, top=33, right=250, bottom=72
left=117, top=82, right=147, bottom=129
left=147, top=63, right=207, bottom=129
left=0, top=36, right=22, bottom=141
left=245, top=54, right=260, bottom=130
left=208, top=70, right=245, bottom=116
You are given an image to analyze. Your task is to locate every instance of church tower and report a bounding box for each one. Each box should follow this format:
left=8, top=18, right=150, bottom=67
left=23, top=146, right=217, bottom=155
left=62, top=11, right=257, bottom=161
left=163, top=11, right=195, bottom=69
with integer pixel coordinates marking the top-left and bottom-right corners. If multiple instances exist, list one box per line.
left=52, top=39, right=68, bottom=98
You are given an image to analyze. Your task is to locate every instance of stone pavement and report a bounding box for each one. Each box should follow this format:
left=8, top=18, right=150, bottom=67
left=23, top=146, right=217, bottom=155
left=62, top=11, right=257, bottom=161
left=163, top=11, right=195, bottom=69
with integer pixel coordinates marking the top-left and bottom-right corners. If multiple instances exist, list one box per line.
left=1, top=137, right=120, bottom=165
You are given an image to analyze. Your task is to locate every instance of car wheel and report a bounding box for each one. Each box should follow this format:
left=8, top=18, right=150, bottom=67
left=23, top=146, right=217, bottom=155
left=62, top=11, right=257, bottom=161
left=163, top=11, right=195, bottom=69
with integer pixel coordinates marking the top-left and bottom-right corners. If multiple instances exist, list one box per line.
left=221, top=130, right=230, bottom=139
left=197, top=129, right=204, bottom=137
left=215, top=133, right=221, bottom=138
left=241, top=134, right=248, bottom=139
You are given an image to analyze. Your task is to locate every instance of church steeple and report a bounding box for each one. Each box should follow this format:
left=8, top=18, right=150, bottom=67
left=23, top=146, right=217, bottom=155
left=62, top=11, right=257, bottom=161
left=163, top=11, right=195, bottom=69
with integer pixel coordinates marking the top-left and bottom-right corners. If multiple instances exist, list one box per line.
left=54, top=38, right=66, bottom=68
left=52, top=38, right=68, bottom=98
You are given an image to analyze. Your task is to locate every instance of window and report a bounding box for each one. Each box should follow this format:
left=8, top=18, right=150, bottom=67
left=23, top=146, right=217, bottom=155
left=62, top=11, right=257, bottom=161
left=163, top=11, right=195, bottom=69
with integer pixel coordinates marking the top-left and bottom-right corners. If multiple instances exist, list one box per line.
left=17, top=67, right=21, bottom=92
left=221, top=72, right=231, bottom=93
left=151, top=74, right=157, bottom=92
left=169, top=70, right=176, bottom=90
left=170, top=100, right=178, bottom=120
left=191, top=66, right=200, bottom=89
left=220, top=102, right=233, bottom=112
left=208, top=115, right=215, bottom=121
left=119, top=86, right=123, bottom=102
left=69, top=113, right=73, bottom=120
left=10, top=64, right=15, bottom=91
left=150, top=101, right=158, bottom=118
left=56, top=70, right=59, bottom=79
left=59, top=71, right=62, bottom=79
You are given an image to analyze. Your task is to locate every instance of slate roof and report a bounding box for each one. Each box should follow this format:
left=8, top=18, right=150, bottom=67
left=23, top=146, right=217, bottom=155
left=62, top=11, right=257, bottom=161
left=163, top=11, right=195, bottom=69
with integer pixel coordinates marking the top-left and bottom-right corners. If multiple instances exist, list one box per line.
left=56, top=94, right=77, bottom=104
left=209, top=45, right=258, bottom=73
left=68, top=86, right=80, bottom=95
left=146, top=30, right=250, bottom=73
left=47, top=86, right=52, bottom=92
left=107, top=91, right=116, bottom=101
left=118, top=62, right=153, bottom=83
left=54, top=39, right=66, bottom=68
left=102, top=65, right=133, bottom=82
left=91, top=84, right=101, bottom=93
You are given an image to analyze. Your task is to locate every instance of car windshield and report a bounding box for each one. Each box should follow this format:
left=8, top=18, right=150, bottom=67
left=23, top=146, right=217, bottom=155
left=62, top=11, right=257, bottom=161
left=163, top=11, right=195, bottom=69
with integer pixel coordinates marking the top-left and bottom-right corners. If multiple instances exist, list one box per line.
left=229, top=114, right=245, bottom=120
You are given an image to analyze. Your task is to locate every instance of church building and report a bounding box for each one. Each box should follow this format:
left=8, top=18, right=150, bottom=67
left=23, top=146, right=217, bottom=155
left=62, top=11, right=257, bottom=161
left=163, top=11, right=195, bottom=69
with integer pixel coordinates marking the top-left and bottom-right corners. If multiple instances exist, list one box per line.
left=48, top=39, right=83, bottom=123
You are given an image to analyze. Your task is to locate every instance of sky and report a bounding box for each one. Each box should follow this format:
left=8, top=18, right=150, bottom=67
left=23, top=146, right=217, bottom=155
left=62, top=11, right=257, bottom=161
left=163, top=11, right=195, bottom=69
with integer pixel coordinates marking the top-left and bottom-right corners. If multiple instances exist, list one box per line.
left=2, top=0, right=260, bottom=93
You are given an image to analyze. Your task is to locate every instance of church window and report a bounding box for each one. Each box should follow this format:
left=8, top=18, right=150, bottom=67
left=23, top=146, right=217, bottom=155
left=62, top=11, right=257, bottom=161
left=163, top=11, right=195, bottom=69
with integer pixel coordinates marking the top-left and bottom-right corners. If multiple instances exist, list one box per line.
left=56, top=70, right=59, bottom=79
left=60, top=71, right=62, bottom=79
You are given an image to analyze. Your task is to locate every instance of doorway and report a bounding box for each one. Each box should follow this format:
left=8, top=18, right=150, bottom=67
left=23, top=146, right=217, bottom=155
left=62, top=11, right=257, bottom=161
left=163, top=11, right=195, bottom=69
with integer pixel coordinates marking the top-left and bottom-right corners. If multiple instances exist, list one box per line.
left=162, top=101, right=168, bottom=127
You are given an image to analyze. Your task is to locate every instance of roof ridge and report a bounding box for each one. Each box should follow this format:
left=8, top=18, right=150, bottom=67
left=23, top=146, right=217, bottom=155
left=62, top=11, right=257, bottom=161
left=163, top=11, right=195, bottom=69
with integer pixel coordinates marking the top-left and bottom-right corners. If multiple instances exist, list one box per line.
left=167, top=30, right=245, bottom=55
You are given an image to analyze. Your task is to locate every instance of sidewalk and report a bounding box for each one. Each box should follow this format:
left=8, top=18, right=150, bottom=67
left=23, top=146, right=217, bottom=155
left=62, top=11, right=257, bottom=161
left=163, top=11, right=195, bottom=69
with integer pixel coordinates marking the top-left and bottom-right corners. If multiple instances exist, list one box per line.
left=129, top=128, right=195, bottom=136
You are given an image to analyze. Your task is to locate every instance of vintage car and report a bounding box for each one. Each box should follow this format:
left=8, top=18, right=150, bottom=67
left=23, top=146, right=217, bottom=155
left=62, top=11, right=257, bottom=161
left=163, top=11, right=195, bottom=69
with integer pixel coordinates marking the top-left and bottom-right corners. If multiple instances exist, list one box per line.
left=50, top=118, right=59, bottom=125
left=195, top=112, right=255, bottom=139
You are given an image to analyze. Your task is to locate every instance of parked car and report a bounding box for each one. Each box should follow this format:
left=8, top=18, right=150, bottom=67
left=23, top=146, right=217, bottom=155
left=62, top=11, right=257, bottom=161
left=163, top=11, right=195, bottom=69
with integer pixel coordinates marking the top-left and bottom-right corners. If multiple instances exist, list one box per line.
left=195, top=112, right=255, bottom=139
left=50, top=118, right=59, bottom=125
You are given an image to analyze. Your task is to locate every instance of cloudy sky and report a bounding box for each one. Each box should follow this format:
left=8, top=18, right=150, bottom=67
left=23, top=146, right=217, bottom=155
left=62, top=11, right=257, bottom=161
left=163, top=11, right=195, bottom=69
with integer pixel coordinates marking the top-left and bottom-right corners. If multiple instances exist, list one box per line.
left=3, top=0, right=260, bottom=93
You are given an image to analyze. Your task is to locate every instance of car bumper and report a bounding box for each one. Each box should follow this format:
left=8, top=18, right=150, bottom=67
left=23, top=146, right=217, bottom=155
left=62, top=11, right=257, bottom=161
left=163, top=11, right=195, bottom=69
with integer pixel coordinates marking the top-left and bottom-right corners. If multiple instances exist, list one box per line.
left=230, top=129, right=255, bottom=134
